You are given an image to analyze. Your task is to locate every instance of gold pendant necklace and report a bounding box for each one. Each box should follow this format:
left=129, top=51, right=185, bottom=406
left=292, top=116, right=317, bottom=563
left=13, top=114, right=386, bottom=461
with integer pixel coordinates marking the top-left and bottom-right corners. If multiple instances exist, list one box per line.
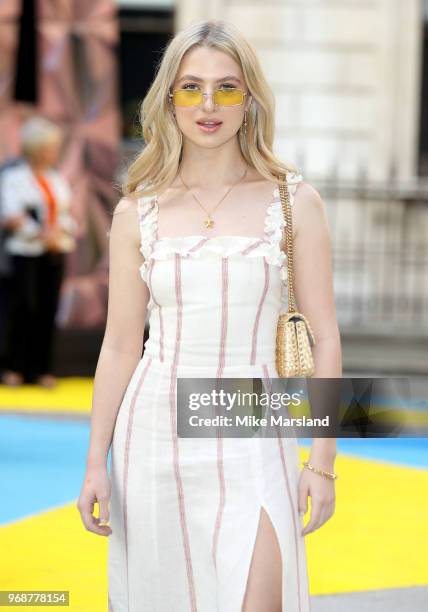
left=178, top=166, right=248, bottom=229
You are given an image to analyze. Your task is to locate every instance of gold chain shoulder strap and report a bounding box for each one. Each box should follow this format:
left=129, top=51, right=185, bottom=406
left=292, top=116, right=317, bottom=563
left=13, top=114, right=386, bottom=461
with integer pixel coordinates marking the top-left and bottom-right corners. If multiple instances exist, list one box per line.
left=275, top=172, right=316, bottom=377
left=277, top=173, right=316, bottom=346
left=278, top=174, right=297, bottom=313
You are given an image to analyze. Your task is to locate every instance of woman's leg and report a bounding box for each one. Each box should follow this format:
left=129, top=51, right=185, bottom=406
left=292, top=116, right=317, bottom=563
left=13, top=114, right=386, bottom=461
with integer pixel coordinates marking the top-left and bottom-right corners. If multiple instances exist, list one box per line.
left=2, top=255, right=38, bottom=381
left=241, top=506, right=283, bottom=612
left=32, top=251, right=65, bottom=381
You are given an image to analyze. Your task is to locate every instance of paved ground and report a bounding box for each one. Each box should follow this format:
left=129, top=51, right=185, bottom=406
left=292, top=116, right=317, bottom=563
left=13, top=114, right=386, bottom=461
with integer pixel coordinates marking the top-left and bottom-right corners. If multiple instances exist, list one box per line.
left=311, top=586, right=428, bottom=611
left=341, top=331, right=428, bottom=376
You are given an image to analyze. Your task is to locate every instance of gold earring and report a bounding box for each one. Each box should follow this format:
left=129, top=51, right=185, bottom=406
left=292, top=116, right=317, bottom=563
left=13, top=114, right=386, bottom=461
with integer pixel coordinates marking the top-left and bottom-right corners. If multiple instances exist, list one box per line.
left=240, top=110, right=248, bottom=136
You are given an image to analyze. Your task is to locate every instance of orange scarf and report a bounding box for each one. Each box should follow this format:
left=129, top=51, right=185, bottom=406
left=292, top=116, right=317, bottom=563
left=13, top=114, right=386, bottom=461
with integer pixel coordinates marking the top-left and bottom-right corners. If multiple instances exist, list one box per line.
left=34, top=174, right=58, bottom=229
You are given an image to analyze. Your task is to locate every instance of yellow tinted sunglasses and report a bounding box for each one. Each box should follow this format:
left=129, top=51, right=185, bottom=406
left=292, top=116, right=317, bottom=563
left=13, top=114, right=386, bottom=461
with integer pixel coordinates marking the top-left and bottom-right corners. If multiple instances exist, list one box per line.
left=169, top=88, right=247, bottom=107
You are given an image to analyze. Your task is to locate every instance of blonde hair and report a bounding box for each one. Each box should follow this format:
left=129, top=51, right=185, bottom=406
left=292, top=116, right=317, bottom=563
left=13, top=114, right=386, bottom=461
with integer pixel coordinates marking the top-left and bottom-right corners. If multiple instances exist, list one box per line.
left=123, top=19, right=298, bottom=199
left=21, top=117, right=63, bottom=157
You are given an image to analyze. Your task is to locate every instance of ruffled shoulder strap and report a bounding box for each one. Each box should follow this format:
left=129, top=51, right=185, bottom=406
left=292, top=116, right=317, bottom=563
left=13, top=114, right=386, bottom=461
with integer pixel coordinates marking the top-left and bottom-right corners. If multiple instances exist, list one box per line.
left=136, top=192, right=158, bottom=261
left=264, top=170, right=303, bottom=242
left=285, top=169, right=304, bottom=199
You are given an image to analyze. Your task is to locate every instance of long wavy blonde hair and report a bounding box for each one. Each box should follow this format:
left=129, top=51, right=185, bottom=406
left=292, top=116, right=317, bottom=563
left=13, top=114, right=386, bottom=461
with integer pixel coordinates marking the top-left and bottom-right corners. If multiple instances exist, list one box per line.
left=123, top=19, right=298, bottom=199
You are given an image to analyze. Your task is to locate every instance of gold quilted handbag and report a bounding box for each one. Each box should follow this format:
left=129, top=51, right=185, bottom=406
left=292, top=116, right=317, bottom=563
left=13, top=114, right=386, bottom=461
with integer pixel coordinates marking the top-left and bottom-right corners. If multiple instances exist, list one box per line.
left=275, top=174, right=316, bottom=377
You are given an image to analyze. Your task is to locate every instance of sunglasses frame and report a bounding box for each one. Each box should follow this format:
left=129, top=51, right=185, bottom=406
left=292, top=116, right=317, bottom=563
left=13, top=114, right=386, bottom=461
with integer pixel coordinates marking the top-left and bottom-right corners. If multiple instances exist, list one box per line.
left=168, top=88, right=248, bottom=108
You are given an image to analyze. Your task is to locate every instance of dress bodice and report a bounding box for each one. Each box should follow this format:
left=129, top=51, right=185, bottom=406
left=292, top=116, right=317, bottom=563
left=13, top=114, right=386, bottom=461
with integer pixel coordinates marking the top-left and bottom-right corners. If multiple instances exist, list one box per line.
left=136, top=171, right=303, bottom=368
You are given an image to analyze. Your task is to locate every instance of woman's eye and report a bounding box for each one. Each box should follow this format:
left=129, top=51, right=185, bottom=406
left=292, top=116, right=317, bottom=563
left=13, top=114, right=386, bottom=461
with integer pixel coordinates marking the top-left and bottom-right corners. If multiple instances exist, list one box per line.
left=181, top=83, right=237, bottom=90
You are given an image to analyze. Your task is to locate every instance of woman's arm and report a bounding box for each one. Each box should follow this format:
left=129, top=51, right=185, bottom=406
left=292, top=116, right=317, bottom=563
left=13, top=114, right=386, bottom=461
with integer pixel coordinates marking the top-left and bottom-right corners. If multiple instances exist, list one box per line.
left=291, top=181, right=342, bottom=534
left=77, top=197, right=149, bottom=535
left=0, top=168, right=42, bottom=237
left=87, top=197, right=149, bottom=467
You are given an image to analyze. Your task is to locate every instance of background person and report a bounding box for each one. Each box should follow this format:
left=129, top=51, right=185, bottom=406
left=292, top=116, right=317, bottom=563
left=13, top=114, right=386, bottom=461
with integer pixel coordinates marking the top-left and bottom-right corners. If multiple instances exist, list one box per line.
left=0, top=116, right=78, bottom=388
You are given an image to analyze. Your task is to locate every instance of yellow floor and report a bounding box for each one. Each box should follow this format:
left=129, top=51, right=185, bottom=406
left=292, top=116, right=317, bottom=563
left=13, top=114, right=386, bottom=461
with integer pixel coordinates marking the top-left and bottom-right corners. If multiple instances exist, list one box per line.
left=305, top=451, right=428, bottom=593
left=1, top=379, right=427, bottom=608
left=1, top=378, right=427, bottom=429
left=0, top=378, right=93, bottom=414
left=0, top=448, right=427, bottom=611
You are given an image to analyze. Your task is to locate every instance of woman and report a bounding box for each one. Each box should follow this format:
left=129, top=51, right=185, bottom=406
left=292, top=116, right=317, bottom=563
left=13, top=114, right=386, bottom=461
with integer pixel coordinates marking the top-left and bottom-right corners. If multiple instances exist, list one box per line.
left=0, top=117, right=78, bottom=388
left=77, top=20, right=341, bottom=612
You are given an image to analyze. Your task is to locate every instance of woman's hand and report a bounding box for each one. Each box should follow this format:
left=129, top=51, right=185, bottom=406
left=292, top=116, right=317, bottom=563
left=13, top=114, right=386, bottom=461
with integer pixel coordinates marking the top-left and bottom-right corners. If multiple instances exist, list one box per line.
left=39, top=226, right=64, bottom=252
left=2, top=213, right=27, bottom=231
left=76, top=465, right=112, bottom=536
left=298, top=464, right=336, bottom=535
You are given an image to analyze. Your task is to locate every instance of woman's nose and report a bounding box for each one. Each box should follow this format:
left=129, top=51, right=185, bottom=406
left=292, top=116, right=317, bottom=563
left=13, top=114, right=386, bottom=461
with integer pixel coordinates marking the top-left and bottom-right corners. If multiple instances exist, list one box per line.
left=201, top=92, right=216, bottom=111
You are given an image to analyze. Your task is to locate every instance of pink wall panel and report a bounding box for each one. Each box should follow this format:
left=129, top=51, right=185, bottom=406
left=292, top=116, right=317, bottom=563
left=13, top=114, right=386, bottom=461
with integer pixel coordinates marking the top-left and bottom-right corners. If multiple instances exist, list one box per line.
left=0, top=0, right=122, bottom=329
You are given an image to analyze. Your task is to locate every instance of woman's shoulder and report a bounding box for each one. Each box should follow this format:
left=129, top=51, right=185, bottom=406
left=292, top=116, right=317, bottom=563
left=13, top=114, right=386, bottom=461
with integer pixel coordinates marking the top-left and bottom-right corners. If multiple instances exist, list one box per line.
left=110, top=196, right=142, bottom=251
left=1, top=159, right=31, bottom=182
left=292, top=177, right=323, bottom=209
left=279, top=164, right=321, bottom=206
left=113, top=196, right=137, bottom=215
left=113, top=190, right=156, bottom=214
left=291, top=176, right=328, bottom=237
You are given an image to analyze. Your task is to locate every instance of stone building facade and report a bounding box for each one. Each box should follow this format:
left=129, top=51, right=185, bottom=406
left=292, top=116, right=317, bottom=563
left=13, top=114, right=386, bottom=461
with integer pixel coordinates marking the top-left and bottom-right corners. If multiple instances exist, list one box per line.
left=177, top=0, right=422, bottom=183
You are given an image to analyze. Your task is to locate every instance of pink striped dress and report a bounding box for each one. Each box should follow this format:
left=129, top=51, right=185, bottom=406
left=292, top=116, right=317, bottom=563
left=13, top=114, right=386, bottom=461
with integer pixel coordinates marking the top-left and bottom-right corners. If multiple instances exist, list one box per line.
left=107, top=171, right=311, bottom=611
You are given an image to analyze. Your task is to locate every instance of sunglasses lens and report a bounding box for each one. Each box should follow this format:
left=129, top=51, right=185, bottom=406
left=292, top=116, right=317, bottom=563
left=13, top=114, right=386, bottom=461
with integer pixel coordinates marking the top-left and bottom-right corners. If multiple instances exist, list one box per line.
left=214, top=89, right=244, bottom=106
left=171, top=89, right=245, bottom=106
left=172, top=90, right=203, bottom=106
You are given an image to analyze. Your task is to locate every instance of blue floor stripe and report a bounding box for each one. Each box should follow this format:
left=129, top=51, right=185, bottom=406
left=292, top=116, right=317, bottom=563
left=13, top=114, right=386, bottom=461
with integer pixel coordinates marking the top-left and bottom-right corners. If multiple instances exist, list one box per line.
left=0, top=415, right=427, bottom=526
left=0, top=415, right=91, bottom=525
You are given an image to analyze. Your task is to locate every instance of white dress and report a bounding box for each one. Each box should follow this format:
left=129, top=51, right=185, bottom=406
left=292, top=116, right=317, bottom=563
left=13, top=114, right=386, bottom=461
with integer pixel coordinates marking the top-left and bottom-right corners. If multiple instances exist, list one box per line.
left=107, top=171, right=311, bottom=612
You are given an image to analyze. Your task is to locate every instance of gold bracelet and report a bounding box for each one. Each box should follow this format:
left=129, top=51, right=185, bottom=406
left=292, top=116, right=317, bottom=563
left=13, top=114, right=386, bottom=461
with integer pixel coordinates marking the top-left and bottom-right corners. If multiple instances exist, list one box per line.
left=302, top=461, right=338, bottom=480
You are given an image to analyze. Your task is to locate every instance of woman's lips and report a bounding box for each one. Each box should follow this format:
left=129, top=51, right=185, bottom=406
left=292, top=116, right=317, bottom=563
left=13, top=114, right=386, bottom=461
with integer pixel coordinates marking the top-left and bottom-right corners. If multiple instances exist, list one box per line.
left=196, top=121, right=222, bottom=133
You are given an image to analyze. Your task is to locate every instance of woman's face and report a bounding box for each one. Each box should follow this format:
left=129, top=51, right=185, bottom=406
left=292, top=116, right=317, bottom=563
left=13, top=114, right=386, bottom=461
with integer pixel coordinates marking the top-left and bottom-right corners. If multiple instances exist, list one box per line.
left=170, top=46, right=252, bottom=149
left=29, top=136, right=62, bottom=167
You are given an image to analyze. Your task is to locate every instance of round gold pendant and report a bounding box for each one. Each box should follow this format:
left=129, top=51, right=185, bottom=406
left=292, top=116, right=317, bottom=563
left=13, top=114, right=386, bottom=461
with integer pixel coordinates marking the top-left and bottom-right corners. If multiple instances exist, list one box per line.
left=204, top=217, right=214, bottom=228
